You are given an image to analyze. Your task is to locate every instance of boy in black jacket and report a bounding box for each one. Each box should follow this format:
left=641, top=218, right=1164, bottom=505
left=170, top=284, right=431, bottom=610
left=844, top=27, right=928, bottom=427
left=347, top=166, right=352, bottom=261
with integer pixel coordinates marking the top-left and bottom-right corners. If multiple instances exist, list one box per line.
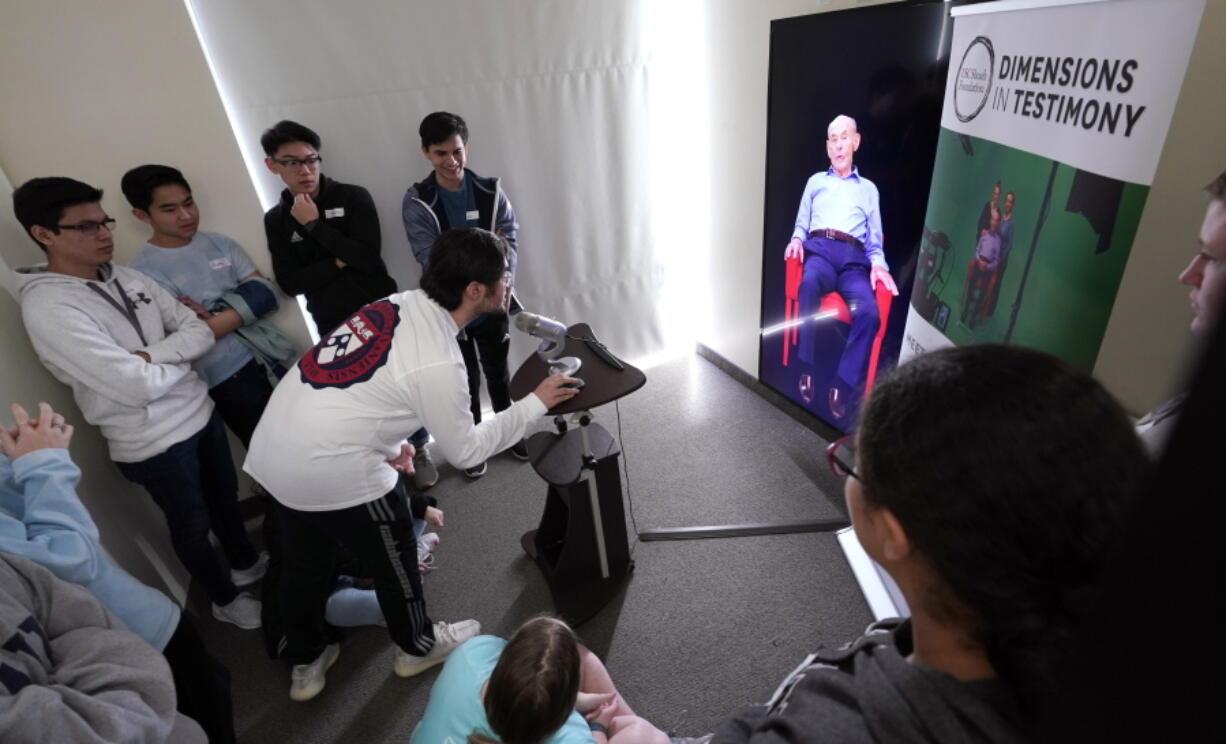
left=261, top=120, right=396, bottom=337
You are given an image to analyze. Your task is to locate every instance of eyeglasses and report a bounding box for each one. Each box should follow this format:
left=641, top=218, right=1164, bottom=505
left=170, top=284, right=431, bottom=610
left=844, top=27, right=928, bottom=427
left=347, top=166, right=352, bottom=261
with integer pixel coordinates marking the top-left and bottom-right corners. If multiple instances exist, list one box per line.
left=271, top=155, right=322, bottom=169
left=56, top=218, right=116, bottom=235
left=825, top=435, right=859, bottom=481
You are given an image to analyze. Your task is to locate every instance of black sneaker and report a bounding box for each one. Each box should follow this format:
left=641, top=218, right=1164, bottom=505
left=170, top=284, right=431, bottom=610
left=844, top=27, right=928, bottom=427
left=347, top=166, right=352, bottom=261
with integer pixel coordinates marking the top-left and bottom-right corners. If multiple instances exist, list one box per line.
left=463, top=461, right=487, bottom=479
left=510, top=441, right=529, bottom=460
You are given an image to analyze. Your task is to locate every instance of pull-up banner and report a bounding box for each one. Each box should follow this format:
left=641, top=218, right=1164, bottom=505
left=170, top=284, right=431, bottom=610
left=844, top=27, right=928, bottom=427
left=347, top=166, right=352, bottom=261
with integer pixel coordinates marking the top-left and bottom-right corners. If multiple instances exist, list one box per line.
left=901, top=0, right=1204, bottom=370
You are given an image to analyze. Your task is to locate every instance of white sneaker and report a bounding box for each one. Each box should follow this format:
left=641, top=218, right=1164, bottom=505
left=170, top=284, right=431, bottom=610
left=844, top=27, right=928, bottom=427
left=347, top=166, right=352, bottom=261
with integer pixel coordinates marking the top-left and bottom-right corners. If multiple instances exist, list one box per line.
left=211, top=592, right=262, bottom=629
left=393, top=619, right=480, bottom=677
left=290, top=643, right=340, bottom=702
left=417, top=532, right=440, bottom=564
left=231, top=551, right=270, bottom=587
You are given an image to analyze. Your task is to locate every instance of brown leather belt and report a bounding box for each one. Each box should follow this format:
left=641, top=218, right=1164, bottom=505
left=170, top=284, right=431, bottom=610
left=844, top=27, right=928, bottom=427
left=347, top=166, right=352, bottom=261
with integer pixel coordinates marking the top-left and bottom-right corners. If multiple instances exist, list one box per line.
left=809, top=228, right=864, bottom=249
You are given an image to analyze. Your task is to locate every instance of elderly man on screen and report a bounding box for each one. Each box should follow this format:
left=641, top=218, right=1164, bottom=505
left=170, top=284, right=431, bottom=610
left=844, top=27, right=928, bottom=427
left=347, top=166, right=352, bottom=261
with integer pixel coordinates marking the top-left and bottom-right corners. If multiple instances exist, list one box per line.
left=785, top=115, right=898, bottom=420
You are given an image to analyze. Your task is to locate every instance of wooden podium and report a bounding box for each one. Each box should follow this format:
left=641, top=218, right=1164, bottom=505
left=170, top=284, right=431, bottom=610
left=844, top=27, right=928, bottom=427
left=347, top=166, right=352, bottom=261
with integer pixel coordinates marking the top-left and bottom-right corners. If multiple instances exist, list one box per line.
left=509, top=323, right=645, bottom=625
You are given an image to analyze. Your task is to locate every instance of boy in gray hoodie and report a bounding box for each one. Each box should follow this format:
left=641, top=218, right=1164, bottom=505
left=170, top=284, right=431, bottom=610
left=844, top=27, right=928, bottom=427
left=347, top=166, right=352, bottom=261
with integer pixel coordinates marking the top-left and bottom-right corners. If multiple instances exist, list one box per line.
left=11, top=177, right=264, bottom=630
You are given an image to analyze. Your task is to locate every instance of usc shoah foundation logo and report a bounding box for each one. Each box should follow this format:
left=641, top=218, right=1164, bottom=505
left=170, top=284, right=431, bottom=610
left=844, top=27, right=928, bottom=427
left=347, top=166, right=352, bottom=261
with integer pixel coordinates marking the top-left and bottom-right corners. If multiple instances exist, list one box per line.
left=955, top=36, right=995, bottom=123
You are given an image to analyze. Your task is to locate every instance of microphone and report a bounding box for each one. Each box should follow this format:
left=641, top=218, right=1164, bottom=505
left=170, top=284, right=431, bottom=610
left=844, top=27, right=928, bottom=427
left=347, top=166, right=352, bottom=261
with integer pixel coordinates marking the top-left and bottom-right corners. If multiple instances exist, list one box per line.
left=514, top=311, right=582, bottom=377
left=514, top=311, right=568, bottom=355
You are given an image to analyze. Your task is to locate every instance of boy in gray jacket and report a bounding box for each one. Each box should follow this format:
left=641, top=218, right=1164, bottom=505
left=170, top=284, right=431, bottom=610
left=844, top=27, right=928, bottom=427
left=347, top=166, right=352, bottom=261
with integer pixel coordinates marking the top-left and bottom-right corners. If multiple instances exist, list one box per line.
left=11, top=177, right=264, bottom=630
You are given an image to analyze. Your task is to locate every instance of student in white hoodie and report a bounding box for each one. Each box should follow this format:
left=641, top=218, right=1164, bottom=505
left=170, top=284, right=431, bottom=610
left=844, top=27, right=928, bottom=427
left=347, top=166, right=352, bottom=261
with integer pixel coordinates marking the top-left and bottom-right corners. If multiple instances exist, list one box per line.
left=11, top=176, right=264, bottom=629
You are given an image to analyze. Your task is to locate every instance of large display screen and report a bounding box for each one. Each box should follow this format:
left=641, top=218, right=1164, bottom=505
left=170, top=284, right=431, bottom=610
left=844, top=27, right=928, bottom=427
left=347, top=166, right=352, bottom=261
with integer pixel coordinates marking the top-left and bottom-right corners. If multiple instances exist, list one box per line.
left=758, top=0, right=977, bottom=431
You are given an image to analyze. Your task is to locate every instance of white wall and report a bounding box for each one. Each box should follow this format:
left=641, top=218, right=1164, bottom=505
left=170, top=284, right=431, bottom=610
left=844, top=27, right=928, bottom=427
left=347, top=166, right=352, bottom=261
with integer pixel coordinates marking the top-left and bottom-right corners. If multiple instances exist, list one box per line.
left=0, top=0, right=312, bottom=597
left=186, top=0, right=692, bottom=368
left=699, top=0, right=1226, bottom=414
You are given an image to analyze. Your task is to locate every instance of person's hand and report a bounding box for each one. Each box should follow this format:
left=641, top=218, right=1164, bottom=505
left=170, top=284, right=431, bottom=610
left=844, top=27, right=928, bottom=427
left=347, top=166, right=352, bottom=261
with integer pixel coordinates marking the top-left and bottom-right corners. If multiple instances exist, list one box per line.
left=609, top=715, right=670, bottom=744
left=784, top=237, right=804, bottom=261
left=533, top=374, right=581, bottom=409
left=291, top=193, right=319, bottom=224
left=576, top=691, right=616, bottom=714
left=424, top=506, right=444, bottom=528
left=335, top=257, right=348, bottom=269
left=388, top=443, right=416, bottom=474
left=870, top=265, right=899, bottom=296
left=178, top=295, right=211, bottom=320
left=585, top=697, right=619, bottom=729
left=0, top=402, right=73, bottom=458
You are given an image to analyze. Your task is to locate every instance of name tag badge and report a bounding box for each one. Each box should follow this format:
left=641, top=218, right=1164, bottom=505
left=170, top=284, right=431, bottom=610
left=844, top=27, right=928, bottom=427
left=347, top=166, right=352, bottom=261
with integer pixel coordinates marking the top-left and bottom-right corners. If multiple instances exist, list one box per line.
left=209, top=257, right=232, bottom=270
left=325, top=207, right=345, bottom=219
left=290, top=232, right=303, bottom=243
left=465, top=210, right=479, bottom=221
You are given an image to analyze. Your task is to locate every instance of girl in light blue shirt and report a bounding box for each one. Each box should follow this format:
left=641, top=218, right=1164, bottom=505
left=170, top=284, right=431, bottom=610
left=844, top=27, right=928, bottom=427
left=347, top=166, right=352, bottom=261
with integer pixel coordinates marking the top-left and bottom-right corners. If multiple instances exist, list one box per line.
left=412, top=616, right=667, bottom=744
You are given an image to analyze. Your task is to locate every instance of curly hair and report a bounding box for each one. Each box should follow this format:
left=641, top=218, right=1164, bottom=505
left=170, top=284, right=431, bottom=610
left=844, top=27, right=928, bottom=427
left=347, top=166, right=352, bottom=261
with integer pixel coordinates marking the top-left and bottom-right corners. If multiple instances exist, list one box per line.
left=856, top=344, right=1148, bottom=721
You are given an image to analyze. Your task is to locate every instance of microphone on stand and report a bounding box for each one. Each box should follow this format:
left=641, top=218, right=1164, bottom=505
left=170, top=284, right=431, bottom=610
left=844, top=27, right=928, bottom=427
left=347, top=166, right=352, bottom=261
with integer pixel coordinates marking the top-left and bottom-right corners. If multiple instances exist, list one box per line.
left=514, top=311, right=582, bottom=378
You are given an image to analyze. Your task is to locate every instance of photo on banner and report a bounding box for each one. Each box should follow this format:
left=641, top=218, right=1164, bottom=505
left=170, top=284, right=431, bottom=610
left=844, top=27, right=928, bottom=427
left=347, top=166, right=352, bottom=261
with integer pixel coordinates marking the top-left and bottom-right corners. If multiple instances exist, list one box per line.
left=902, top=0, right=1206, bottom=369
left=912, top=129, right=1146, bottom=369
left=757, top=0, right=978, bottom=432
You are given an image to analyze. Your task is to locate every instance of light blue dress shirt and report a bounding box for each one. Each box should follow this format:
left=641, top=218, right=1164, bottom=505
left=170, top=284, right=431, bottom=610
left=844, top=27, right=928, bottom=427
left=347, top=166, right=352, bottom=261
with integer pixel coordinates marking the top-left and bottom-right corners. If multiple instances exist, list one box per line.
left=791, top=166, right=887, bottom=270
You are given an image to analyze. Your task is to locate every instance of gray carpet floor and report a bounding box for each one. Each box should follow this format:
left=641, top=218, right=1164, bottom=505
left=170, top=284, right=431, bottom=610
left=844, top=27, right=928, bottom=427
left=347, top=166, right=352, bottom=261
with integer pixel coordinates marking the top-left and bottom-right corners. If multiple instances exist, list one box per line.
left=192, top=352, right=874, bottom=743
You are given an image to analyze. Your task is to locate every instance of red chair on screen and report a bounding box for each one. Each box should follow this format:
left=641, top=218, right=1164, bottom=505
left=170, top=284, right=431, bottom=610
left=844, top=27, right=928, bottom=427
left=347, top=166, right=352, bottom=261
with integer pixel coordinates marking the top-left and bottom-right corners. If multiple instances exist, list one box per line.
left=782, top=255, right=893, bottom=396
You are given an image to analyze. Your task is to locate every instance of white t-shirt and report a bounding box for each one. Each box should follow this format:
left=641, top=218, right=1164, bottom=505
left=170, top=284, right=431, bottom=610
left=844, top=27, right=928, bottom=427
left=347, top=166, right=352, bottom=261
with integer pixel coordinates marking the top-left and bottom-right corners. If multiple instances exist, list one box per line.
left=243, top=289, right=545, bottom=511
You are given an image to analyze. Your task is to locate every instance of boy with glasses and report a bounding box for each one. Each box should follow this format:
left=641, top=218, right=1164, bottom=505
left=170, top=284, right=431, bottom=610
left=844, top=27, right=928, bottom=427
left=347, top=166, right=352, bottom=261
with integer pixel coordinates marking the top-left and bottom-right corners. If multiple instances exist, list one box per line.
left=261, top=120, right=397, bottom=338
left=11, top=177, right=264, bottom=630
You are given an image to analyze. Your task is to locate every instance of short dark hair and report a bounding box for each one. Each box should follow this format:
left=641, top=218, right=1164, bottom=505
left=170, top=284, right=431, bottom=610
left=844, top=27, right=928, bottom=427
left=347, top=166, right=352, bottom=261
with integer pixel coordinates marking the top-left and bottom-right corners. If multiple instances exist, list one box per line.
left=420, top=228, right=506, bottom=310
left=121, top=164, right=191, bottom=212
left=856, top=345, right=1147, bottom=724
left=475, top=616, right=580, bottom=744
left=419, top=111, right=468, bottom=149
left=260, top=120, right=321, bottom=157
left=1206, top=170, right=1226, bottom=202
left=12, top=177, right=104, bottom=250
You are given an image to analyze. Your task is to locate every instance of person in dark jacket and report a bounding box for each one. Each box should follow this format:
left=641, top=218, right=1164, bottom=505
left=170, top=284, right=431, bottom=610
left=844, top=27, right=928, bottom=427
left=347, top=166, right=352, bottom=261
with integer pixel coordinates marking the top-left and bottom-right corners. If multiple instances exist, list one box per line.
left=707, top=344, right=1148, bottom=744
left=261, top=120, right=397, bottom=337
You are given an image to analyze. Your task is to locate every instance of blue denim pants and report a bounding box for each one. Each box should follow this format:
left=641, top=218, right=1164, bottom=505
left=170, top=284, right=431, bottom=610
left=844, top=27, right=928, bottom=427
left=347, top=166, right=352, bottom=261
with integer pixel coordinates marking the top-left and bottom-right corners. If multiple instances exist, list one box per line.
left=116, top=412, right=258, bottom=605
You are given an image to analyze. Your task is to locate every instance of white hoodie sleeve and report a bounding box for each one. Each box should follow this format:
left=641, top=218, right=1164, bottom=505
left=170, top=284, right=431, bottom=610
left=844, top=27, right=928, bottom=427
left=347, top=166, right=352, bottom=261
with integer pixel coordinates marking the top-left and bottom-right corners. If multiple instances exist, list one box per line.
left=411, top=357, right=546, bottom=469
left=21, top=285, right=205, bottom=410
left=130, top=272, right=214, bottom=365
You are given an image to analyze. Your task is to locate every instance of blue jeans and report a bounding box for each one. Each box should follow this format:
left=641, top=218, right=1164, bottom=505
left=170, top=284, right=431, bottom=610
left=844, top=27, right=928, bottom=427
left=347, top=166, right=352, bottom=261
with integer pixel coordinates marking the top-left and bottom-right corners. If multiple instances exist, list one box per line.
left=208, top=359, right=275, bottom=450
left=116, top=413, right=258, bottom=606
left=459, top=313, right=511, bottom=423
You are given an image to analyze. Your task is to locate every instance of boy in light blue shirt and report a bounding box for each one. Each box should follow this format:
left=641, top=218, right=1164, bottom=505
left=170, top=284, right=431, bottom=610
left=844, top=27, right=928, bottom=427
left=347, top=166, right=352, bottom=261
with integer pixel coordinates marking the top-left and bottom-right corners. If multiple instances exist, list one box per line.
left=124, top=164, right=287, bottom=448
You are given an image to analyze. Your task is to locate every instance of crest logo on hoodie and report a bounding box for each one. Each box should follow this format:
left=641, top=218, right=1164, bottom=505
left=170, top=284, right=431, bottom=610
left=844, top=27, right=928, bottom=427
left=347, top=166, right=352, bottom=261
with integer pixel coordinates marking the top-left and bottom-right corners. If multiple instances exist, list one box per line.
left=298, top=299, right=399, bottom=389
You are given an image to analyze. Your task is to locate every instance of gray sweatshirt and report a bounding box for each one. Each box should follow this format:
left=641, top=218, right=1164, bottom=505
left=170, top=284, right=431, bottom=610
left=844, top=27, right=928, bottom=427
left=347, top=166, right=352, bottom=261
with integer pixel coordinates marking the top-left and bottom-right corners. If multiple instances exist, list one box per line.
left=15, top=263, right=215, bottom=462
left=0, top=553, right=205, bottom=743
left=712, top=619, right=1025, bottom=744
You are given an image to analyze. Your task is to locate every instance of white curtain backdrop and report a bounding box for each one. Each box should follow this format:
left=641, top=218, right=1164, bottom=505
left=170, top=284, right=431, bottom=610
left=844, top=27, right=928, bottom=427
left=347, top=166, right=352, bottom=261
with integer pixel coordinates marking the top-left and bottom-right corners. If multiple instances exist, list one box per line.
left=185, top=0, right=707, bottom=367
